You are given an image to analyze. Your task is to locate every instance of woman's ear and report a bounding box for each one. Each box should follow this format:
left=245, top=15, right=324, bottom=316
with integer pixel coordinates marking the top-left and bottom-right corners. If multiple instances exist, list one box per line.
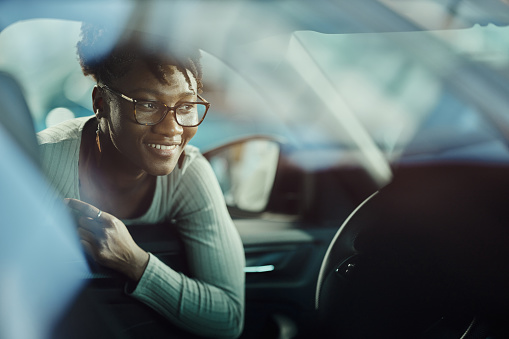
left=92, top=86, right=105, bottom=118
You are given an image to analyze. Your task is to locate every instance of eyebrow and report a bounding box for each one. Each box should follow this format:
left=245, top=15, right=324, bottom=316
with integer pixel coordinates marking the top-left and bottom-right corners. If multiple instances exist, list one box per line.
left=129, top=88, right=196, bottom=99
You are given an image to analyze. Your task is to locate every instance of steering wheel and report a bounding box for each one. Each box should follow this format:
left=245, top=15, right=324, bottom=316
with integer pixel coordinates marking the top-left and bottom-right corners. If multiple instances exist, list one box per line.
left=315, top=163, right=509, bottom=338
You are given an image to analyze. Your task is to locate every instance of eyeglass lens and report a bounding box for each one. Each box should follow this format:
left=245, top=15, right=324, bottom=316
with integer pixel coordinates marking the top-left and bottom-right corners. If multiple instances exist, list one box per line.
left=135, top=101, right=207, bottom=126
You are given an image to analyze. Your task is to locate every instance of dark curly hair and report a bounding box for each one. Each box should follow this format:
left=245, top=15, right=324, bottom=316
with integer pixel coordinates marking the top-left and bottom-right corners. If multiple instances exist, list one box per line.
left=76, top=23, right=203, bottom=93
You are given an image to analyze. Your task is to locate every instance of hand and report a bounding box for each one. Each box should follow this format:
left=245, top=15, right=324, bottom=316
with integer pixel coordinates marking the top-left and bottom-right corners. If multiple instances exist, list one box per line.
left=65, top=198, right=149, bottom=282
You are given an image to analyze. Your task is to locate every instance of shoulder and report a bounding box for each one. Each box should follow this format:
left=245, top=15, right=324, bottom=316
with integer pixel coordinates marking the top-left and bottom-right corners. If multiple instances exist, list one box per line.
left=171, top=145, right=224, bottom=203
left=167, top=144, right=221, bottom=200
left=179, top=144, right=209, bottom=174
left=37, top=116, right=93, bottom=146
left=37, top=117, right=92, bottom=197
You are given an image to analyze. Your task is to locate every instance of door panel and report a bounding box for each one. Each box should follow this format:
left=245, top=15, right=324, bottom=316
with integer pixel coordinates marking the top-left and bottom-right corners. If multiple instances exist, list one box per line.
left=237, top=219, right=338, bottom=338
left=59, top=220, right=337, bottom=338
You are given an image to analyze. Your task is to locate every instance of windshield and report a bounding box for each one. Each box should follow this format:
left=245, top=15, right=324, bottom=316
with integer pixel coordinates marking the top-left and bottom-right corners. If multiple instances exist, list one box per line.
left=1, top=15, right=509, bottom=185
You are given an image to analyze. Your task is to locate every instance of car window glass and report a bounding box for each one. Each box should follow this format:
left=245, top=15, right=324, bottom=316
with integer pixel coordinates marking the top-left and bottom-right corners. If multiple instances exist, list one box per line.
left=0, top=19, right=281, bottom=149
left=2, top=18, right=509, bottom=166
left=292, top=27, right=509, bottom=162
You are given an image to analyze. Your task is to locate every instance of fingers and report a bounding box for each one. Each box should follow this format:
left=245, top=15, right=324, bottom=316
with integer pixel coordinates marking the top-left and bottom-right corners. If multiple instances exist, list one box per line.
left=65, top=198, right=105, bottom=221
left=79, top=237, right=96, bottom=258
left=78, top=217, right=103, bottom=239
left=65, top=198, right=108, bottom=253
left=77, top=216, right=110, bottom=264
left=64, top=198, right=145, bottom=278
left=78, top=227, right=103, bottom=262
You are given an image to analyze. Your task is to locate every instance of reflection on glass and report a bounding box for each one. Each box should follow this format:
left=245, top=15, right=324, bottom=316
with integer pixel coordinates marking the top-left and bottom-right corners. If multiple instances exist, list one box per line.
left=209, top=140, right=280, bottom=212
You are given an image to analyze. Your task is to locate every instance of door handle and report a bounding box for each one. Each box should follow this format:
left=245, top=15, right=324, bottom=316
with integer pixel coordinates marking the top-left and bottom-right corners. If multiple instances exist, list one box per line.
left=244, top=265, right=275, bottom=273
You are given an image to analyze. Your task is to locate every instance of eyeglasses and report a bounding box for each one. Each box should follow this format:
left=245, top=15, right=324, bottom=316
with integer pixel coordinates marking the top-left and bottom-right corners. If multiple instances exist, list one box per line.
left=99, top=85, right=210, bottom=127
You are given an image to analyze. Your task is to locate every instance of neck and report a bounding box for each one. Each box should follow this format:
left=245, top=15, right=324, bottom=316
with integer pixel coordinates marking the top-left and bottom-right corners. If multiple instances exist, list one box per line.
left=79, top=120, right=155, bottom=218
left=89, top=122, right=151, bottom=194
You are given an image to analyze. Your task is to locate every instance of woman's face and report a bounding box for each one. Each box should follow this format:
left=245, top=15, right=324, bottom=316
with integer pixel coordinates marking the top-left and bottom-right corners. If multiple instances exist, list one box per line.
left=98, top=60, right=199, bottom=176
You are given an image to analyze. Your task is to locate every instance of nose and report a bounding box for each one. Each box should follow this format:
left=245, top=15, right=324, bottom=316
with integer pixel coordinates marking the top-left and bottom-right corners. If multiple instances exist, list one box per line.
left=153, top=110, right=183, bottom=136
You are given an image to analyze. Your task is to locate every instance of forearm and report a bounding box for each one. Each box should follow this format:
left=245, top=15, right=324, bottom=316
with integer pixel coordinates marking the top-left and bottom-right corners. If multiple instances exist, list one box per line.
left=127, top=254, right=244, bottom=339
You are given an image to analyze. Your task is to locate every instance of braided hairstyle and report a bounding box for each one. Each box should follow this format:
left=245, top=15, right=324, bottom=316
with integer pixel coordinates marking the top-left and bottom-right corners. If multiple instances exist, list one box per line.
left=76, top=23, right=203, bottom=93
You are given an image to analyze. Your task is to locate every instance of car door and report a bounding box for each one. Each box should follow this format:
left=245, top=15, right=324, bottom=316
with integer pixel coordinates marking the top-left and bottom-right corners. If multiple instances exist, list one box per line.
left=203, top=136, right=380, bottom=338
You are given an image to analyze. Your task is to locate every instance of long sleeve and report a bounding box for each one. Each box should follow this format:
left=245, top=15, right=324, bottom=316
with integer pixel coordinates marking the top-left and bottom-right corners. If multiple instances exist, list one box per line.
left=128, top=153, right=245, bottom=339
left=38, top=119, right=245, bottom=338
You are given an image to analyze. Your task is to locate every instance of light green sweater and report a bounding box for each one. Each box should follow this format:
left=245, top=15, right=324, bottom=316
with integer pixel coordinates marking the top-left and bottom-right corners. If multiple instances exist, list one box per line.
left=37, top=116, right=245, bottom=338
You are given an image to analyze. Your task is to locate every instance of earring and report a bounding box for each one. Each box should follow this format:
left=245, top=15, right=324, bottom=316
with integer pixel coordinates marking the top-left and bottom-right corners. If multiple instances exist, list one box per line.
left=96, top=119, right=102, bottom=153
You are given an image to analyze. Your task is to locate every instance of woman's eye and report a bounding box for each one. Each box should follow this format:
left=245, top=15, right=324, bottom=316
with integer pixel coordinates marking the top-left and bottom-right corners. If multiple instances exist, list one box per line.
left=179, top=104, right=195, bottom=113
left=139, top=102, right=158, bottom=111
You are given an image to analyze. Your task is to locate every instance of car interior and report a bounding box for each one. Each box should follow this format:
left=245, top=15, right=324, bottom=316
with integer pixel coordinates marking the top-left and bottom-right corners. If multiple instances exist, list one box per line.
left=2, top=1, right=509, bottom=338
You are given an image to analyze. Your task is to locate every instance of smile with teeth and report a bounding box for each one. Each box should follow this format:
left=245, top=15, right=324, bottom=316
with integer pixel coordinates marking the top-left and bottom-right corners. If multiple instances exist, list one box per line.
left=147, top=143, right=178, bottom=150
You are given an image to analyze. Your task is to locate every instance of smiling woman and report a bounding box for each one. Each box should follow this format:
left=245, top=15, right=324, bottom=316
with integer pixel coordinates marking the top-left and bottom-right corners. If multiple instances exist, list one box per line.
left=36, top=23, right=245, bottom=339
left=5, top=1, right=509, bottom=338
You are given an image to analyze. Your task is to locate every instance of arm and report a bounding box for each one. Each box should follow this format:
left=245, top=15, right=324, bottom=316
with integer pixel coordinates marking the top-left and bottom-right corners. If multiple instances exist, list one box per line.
left=65, top=152, right=245, bottom=338
left=128, top=154, right=245, bottom=339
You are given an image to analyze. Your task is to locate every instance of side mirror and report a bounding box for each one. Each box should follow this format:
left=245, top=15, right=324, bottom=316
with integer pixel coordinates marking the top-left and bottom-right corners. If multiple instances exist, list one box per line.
left=204, top=137, right=280, bottom=213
